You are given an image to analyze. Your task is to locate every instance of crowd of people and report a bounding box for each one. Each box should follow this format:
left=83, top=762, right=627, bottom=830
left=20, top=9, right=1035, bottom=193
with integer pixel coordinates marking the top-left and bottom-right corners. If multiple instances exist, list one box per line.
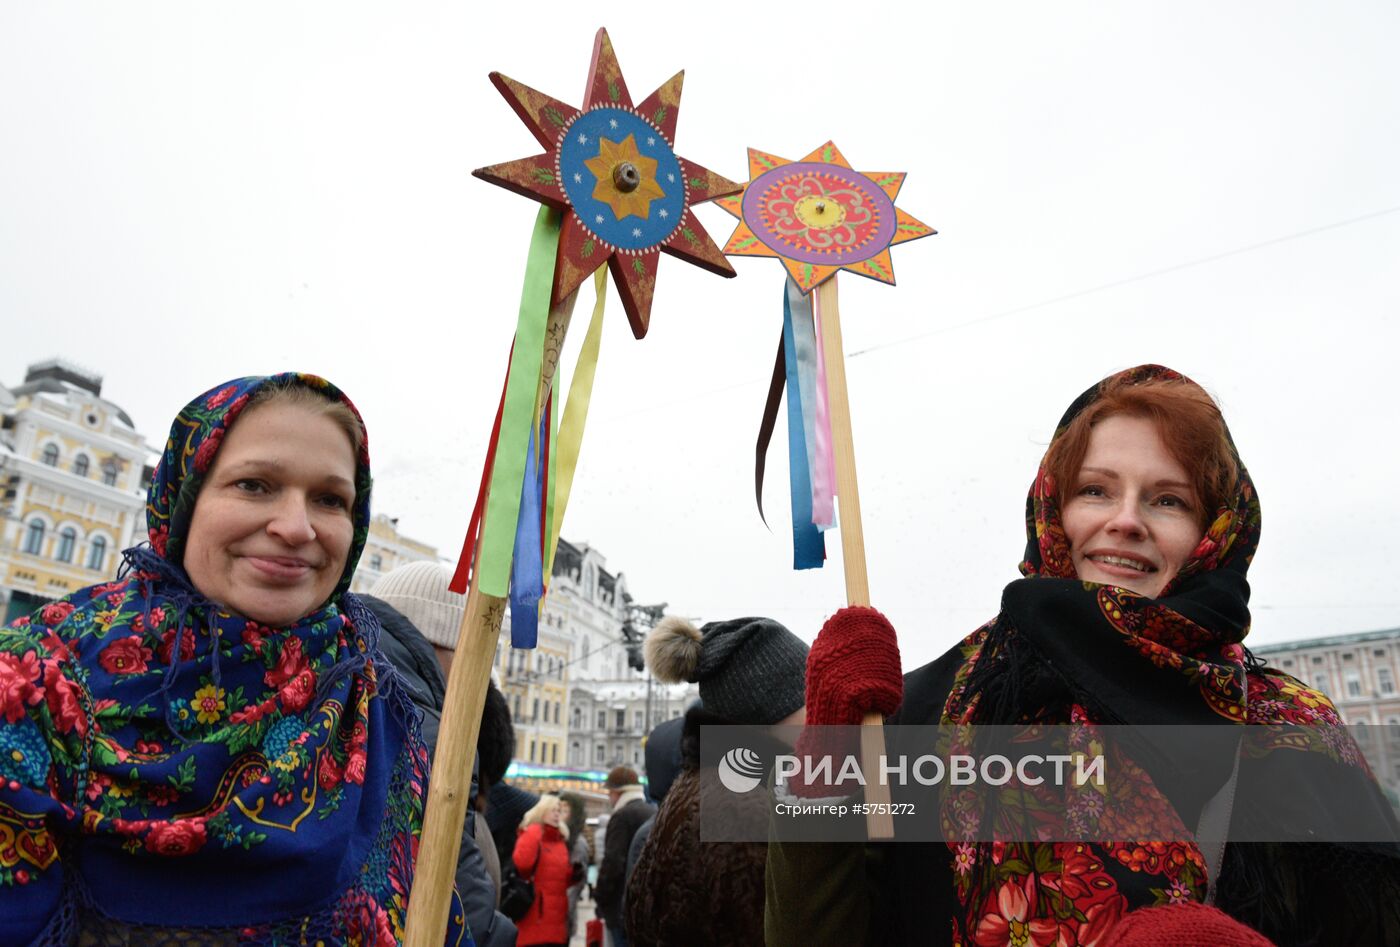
left=2, top=366, right=1399, bottom=945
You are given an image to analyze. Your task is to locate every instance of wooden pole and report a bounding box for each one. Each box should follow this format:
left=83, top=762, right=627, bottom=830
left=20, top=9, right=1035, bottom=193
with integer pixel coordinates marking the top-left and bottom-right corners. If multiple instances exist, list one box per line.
left=815, top=276, right=895, bottom=840
left=404, top=585, right=507, bottom=946
left=405, top=287, right=579, bottom=945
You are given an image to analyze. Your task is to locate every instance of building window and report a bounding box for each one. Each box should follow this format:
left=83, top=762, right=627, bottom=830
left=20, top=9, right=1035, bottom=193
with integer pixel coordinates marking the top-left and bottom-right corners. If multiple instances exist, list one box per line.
left=1311, top=656, right=1323, bottom=665
left=634, top=711, right=643, bottom=730
left=1282, top=659, right=1292, bottom=667
left=595, top=744, right=604, bottom=763
left=87, top=536, right=107, bottom=571
left=41, top=444, right=59, bottom=467
left=570, top=741, right=580, bottom=765
left=551, top=744, right=558, bottom=764
left=1345, top=672, right=1362, bottom=698
left=554, top=702, right=560, bottom=724
left=672, top=710, right=681, bottom=719
left=102, top=463, right=118, bottom=487
left=597, top=711, right=606, bottom=729
left=1315, top=674, right=1330, bottom=695
left=532, top=698, right=539, bottom=721
left=572, top=708, right=582, bottom=729
left=1378, top=667, right=1395, bottom=696
left=23, top=520, right=45, bottom=555
left=529, top=740, right=535, bottom=762
left=369, top=553, right=383, bottom=570
left=614, top=710, right=625, bottom=729
left=56, top=528, right=77, bottom=563
left=72, top=455, right=89, bottom=477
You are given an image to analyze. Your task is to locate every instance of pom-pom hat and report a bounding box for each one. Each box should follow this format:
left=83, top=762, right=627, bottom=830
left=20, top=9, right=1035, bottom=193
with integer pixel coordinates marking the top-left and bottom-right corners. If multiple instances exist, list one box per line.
left=645, top=615, right=808, bottom=725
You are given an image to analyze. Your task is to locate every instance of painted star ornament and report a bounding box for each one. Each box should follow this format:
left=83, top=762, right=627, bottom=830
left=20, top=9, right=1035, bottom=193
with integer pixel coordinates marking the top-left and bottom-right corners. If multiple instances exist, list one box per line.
left=474, top=29, right=742, bottom=338
left=717, top=142, right=936, bottom=293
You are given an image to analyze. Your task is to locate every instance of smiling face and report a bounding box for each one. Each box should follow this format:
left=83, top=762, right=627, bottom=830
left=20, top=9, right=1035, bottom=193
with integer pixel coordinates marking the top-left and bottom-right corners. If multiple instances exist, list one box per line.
left=182, top=401, right=358, bottom=626
left=1061, top=414, right=1206, bottom=598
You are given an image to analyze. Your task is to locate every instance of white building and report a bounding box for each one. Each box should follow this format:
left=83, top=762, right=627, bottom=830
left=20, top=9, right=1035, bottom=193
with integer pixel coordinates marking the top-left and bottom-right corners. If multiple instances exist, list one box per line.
left=568, top=680, right=693, bottom=771
left=0, top=360, right=152, bottom=623
left=494, top=537, right=698, bottom=773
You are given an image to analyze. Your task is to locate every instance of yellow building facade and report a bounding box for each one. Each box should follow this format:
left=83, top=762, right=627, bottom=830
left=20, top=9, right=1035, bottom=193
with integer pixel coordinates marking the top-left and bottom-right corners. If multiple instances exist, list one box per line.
left=1, top=360, right=151, bottom=623
left=349, top=513, right=440, bottom=594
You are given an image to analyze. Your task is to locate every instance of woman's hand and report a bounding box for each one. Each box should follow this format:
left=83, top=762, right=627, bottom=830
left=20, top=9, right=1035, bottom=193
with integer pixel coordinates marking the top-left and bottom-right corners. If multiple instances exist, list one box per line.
left=804, top=606, right=903, bottom=727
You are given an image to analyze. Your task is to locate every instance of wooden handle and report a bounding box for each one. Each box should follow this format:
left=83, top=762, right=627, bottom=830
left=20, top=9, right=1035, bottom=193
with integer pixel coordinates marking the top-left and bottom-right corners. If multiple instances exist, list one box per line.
left=404, top=583, right=507, bottom=946
left=815, top=277, right=893, bottom=840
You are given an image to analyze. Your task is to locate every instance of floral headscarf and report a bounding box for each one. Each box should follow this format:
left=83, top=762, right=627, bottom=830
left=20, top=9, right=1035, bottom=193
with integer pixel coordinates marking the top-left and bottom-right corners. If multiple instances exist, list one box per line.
left=0, top=375, right=464, bottom=946
left=936, top=365, right=1396, bottom=947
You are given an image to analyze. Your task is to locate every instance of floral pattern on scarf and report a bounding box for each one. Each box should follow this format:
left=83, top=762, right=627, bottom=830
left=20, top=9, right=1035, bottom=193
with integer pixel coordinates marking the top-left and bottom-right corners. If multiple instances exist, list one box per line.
left=938, top=365, right=1346, bottom=947
left=0, top=374, right=466, bottom=946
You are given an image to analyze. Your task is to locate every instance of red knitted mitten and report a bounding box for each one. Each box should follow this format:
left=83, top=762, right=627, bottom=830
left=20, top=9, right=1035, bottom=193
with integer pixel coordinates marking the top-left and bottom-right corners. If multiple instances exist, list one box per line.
left=1103, top=903, right=1275, bottom=947
left=788, top=607, right=902, bottom=798
left=805, top=606, right=903, bottom=727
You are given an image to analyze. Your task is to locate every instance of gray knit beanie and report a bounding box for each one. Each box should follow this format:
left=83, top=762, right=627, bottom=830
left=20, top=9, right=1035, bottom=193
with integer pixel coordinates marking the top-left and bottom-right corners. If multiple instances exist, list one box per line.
left=368, top=561, right=463, bottom=649
left=644, top=615, right=808, bottom=724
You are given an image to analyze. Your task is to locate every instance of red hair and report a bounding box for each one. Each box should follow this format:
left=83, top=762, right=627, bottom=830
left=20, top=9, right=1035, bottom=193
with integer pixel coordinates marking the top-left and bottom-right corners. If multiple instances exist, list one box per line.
left=1043, top=375, right=1237, bottom=526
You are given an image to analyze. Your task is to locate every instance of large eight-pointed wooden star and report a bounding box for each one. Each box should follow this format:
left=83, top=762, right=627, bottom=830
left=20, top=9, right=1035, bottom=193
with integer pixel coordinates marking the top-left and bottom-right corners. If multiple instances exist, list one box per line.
left=474, top=29, right=742, bottom=338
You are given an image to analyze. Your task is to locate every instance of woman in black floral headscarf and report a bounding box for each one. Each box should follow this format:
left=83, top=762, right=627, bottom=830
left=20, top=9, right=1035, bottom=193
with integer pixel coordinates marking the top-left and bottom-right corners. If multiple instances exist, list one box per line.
left=768, top=365, right=1400, bottom=947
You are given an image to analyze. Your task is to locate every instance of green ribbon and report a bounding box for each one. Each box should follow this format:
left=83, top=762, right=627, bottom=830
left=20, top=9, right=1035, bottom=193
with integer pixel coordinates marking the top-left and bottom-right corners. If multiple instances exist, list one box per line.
left=477, top=206, right=561, bottom=597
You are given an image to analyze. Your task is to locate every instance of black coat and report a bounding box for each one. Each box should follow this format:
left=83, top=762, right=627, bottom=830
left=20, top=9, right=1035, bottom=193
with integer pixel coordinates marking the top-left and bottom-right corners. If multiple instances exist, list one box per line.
left=594, top=794, right=655, bottom=927
left=365, top=595, right=517, bottom=947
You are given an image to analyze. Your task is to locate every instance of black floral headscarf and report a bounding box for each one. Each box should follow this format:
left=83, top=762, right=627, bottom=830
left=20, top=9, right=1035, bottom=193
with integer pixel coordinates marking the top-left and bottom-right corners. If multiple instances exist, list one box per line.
left=934, top=365, right=1399, bottom=947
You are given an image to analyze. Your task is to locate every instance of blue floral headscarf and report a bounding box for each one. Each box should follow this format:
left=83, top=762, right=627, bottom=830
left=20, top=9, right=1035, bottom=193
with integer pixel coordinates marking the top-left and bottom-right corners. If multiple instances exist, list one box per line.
left=0, top=374, right=464, bottom=946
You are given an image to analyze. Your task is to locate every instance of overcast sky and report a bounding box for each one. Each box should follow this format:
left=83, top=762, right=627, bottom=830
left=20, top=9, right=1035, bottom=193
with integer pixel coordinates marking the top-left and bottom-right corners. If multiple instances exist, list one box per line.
left=3, top=2, right=1398, bottom=670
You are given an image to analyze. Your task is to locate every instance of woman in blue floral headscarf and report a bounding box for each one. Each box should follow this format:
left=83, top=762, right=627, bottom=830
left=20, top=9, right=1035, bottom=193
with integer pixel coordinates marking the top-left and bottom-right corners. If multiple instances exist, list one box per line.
left=0, top=374, right=465, bottom=946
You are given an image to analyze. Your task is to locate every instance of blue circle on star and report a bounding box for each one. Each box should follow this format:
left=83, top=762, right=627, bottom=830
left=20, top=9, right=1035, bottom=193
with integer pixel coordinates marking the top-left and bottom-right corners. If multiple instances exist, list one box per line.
left=558, top=107, right=686, bottom=251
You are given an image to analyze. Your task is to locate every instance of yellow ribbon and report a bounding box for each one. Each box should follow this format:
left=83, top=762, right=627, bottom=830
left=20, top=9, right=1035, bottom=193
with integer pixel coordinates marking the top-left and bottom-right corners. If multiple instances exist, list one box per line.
left=545, top=267, right=607, bottom=580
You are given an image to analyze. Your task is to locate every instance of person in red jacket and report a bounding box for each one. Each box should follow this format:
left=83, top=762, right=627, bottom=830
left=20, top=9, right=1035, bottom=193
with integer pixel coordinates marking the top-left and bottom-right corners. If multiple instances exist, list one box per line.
left=513, top=793, right=574, bottom=947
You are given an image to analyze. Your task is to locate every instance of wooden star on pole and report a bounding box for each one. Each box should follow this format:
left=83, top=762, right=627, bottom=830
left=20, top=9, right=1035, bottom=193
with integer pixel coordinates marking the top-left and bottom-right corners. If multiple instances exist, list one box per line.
left=716, top=141, right=936, bottom=294
left=474, top=28, right=742, bottom=338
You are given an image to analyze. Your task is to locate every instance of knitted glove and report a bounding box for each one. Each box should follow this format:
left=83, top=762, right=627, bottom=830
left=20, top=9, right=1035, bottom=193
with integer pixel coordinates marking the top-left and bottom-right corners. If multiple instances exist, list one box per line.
left=788, top=607, right=902, bottom=798
left=1103, top=903, right=1274, bottom=947
left=804, top=606, right=903, bottom=726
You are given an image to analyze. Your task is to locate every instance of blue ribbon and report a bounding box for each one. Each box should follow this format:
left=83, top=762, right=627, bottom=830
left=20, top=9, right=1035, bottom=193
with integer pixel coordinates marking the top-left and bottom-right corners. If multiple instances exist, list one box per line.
left=782, top=284, right=826, bottom=569
left=508, top=415, right=546, bottom=647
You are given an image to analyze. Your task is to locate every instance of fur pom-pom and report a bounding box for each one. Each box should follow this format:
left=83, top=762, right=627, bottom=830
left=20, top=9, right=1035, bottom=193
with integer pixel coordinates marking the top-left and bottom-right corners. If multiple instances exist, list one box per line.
left=646, top=616, right=703, bottom=683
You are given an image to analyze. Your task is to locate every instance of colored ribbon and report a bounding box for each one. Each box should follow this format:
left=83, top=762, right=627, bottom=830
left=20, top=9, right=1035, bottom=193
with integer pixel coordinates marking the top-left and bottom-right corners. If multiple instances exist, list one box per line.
left=809, top=280, right=837, bottom=529
left=787, top=279, right=835, bottom=530
left=544, top=266, right=607, bottom=580
left=473, top=207, right=561, bottom=598
left=755, top=332, right=786, bottom=527
left=509, top=407, right=549, bottom=647
left=450, top=341, right=513, bottom=595
left=782, top=283, right=826, bottom=569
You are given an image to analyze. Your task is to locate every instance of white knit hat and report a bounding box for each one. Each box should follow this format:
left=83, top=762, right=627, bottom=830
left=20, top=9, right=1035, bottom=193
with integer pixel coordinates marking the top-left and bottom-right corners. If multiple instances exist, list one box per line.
left=368, top=561, right=464, bottom=649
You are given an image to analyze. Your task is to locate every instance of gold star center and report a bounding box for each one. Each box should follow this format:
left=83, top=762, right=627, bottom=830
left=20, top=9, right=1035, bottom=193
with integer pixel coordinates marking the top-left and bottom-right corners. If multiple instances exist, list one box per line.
left=585, top=134, right=666, bottom=220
